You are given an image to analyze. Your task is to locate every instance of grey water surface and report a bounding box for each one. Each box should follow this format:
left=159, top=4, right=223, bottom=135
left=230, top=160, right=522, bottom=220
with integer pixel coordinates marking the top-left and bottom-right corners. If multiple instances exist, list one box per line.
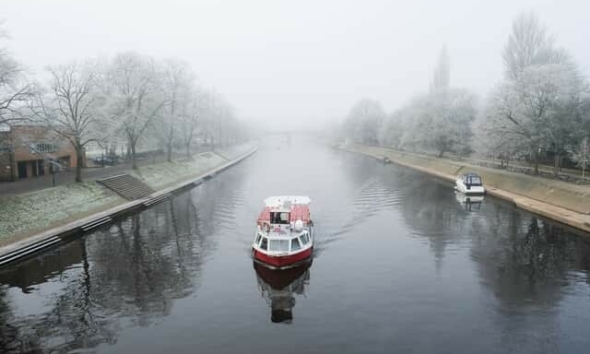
left=1, top=136, right=590, bottom=354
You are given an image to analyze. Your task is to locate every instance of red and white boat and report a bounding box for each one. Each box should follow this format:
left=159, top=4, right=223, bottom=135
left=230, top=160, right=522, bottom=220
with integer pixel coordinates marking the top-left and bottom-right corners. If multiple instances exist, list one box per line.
left=252, top=196, right=314, bottom=269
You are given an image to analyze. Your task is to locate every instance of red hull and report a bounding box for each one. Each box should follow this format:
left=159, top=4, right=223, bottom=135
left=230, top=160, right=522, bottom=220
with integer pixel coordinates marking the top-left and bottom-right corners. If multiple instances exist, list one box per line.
left=253, top=261, right=312, bottom=289
left=253, top=247, right=313, bottom=269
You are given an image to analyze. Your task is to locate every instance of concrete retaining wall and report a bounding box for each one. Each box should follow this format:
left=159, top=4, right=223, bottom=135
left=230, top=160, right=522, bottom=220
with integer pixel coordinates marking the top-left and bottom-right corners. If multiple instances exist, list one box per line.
left=342, top=144, right=590, bottom=234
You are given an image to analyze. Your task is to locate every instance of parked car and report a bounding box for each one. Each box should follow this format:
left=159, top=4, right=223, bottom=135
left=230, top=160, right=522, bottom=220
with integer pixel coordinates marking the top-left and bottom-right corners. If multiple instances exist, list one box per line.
left=93, top=155, right=119, bottom=166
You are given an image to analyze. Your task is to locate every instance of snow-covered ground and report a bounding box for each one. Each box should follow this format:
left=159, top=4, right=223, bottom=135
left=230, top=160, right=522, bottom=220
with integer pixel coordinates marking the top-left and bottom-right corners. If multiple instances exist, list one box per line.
left=132, top=144, right=254, bottom=189
left=0, top=144, right=255, bottom=245
left=132, top=152, right=227, bottom=189
left=0, top=183, right=121, bottom=245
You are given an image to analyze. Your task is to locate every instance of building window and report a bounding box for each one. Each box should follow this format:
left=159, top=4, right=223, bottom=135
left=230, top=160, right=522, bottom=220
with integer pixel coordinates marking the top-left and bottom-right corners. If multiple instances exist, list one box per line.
left=34, top=143, right=59, bottom=153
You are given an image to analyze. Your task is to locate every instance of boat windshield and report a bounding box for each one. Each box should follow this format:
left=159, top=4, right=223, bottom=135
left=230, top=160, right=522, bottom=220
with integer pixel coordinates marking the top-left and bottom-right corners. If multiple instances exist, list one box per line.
left=467, top=176, right=482, bottom=186
left=269, top=239, right=290, bottom=252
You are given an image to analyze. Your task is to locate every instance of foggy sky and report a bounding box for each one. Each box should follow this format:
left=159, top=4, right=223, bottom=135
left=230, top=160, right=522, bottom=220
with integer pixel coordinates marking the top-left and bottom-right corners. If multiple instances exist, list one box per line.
left=2, top=0, right=589, bottom=130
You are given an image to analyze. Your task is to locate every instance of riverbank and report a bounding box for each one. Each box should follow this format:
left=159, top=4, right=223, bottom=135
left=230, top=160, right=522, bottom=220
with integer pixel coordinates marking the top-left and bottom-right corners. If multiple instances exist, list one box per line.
left=340, top=144, right=590, bottom=234
left=0, top=144, right=256, bottom=263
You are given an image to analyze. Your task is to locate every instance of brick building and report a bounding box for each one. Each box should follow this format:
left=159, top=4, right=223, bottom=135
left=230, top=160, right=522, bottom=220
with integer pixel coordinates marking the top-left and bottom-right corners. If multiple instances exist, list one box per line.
left=0, top=124, right=81, bottom=182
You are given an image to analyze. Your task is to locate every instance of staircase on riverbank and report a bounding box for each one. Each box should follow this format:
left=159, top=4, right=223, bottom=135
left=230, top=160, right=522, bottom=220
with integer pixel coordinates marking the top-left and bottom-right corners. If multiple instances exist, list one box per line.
left=97, top=174, right=154, bottom=200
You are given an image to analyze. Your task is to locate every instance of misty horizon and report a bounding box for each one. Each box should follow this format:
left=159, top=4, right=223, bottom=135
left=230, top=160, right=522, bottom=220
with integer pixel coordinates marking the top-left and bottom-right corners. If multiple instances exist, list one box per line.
left=3, top=0, right=589, bottom=130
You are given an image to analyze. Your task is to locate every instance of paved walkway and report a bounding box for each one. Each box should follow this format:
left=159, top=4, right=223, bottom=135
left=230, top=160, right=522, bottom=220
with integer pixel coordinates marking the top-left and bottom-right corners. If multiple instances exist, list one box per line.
left=0, top=150, right=207, bottom=197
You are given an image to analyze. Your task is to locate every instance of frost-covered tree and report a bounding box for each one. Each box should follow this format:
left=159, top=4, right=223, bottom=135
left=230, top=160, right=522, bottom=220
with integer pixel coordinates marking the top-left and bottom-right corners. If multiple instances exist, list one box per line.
left=379, top=111, right=404, bottom=148
left=479, top=60, right=585, bottom=174
left=217, top=100, right=238, bottom=146
left=569, top=137, right=590, bottom=177
left=105, top=52, right=167, bottom=169
left=397, top=88, right=476, bottom=157
left=476, top=12, right=588, bottom=174
left=202, top=91, right=241, bottom=148
left=344, top=99, right=385, bottom=146
left=32, top=61, right=105, bottom=182
left=531, top=62, right=586, bottom=175
left=429, top=88, right=476, bottom=157
left=502, top=12, right=565, bottom=81
left=155, top=59, right=195, bottom=161
left=473, top=84, right=531, bottom=166
left=0, top=27, right=35, bottom=126
left=178, top=87, right=202, bottom=158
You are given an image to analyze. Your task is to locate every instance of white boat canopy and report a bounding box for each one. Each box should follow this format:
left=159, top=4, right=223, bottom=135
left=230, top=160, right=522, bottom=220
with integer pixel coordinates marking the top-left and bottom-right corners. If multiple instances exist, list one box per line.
left=264, top=196, right=312, bottom=208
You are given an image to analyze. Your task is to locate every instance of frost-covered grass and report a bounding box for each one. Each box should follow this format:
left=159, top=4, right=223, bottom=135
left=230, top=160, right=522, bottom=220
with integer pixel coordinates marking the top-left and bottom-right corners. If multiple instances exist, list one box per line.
left=0, top=143, right=255, bottom=247
left=132, top=152, right=228, bottom=189
left=134, top=144, right=254, bottom=189
left=0, top=183, right=121, bottom=246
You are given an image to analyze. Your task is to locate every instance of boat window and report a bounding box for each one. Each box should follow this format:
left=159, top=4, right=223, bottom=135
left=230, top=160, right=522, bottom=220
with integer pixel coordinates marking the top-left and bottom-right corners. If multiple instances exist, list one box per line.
left=280, top=212, right=289, bottom=222
left=255, top=233, right=262, bottom=245
left=298, top=236, right=305, bottom=246
left=270, top=212, right=291, bottom=225
left=291, top=237, right=301, bottom=251
left=269, top=239, right=290, bottom=252
left=260, top=237, right=268, bottom=250
left=299, top=234, right=309, bottom=246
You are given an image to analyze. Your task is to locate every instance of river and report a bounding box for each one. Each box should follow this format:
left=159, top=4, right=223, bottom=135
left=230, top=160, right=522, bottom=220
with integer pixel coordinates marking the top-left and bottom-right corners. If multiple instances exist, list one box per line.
left=1, top=135, right=590, bottom=354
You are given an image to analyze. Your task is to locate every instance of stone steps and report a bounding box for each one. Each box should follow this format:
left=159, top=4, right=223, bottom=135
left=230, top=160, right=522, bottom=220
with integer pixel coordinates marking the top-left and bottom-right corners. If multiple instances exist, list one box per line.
left=97, top=174, right=155, bottom=200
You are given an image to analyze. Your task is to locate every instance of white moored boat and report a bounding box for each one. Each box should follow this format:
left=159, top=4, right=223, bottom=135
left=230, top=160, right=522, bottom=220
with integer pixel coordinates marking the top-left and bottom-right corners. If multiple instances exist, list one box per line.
left=252, top=196, right=313, bottom=269
left=455, top=172, right=485, bottom=195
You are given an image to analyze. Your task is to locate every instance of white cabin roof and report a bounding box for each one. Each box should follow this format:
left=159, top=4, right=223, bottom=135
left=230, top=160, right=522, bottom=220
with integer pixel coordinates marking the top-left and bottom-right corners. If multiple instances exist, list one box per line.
left=264, top=196, right=311, bottom=208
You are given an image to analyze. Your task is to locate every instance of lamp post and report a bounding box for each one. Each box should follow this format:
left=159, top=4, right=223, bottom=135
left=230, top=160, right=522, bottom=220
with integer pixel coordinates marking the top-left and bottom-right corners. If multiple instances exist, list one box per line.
left=47, top=159, right=62, bottom=187
left=28, top=143, right=62, bottom=186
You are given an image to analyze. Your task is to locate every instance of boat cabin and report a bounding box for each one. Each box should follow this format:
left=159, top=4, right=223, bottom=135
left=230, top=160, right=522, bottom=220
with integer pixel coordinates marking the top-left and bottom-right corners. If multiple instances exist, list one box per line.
left=252, top=196, right=314, bottom=268
left=460, top=173, right=483, bottom=187
left=254, top=196, right=313, bottom=256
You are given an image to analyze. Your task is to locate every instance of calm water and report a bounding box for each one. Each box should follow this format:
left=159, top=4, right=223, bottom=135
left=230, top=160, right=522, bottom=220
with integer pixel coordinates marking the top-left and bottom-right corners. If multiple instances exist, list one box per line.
left=2, top=136, right=590, bottom=354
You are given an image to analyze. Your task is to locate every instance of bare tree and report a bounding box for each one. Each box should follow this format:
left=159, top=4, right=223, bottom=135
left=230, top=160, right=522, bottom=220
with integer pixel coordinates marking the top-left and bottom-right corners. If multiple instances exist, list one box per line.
left=157, top=59, right=195, bottom=161
left=475, top=12, right=587, bottom=175
left=106, top=52, right=167, bottom=169
left=396, top=88, right=476, bottom=157
left=480, top=60, right=585, bottom=174
left=502, top=12, right=565, bottom=81
left=344, top=99, right=385, bottom=146
left=204, top=90, right=230, bottom=149
left=179, top=87, right=202, bottom=158
left=473, top=85, right=530, bottom=165
left=0, top=27, right=35, bottom=126
left=569, top=137, right=590, bottom=177
left=32, top=61, right=104, bottom=182
left=378, top=111, right=404, bottom=149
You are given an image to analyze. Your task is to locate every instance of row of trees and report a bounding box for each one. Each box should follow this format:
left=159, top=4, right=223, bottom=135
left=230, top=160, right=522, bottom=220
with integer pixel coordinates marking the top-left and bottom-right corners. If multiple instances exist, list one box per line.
left=340, top=12, right=590, bottom=176
left=1, top=31, right=247, bottom=182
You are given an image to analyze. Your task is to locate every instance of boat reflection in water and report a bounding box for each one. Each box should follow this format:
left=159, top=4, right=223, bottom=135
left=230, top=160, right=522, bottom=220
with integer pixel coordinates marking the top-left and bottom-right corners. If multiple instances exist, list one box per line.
left=455, top=192, right=484, bottom=211
left=253, top=260, right=311, bottom=324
